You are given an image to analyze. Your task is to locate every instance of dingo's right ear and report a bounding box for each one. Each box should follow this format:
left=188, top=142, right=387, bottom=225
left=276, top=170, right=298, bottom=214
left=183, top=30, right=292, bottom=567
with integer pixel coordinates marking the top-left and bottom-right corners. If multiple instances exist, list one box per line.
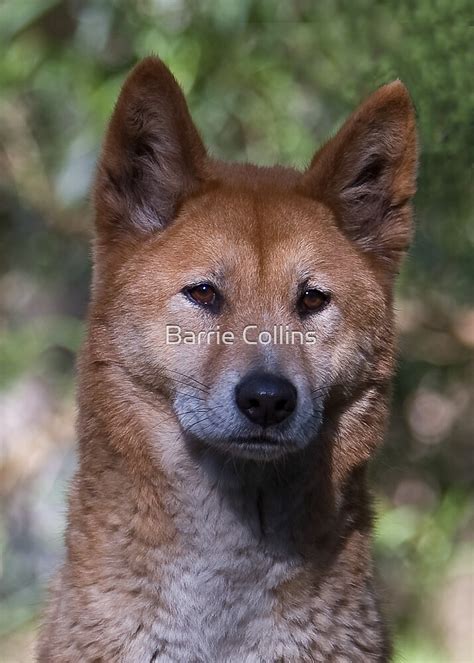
left=94, top=57, right=207, bottom=237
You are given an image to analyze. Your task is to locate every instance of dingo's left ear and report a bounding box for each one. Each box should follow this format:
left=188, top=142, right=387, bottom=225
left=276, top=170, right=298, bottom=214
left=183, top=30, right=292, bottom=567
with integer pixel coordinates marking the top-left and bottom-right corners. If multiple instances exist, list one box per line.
left=94, top=57, right=207, bottom=237
left=301, top=81, right=418, bottom=271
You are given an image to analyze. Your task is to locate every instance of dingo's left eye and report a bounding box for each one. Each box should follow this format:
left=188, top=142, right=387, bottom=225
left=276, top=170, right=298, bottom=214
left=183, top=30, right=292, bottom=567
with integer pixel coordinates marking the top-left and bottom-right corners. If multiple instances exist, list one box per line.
left=299, top=288, right=330, bottom=314
left=183, top=283, right=219, bottom=310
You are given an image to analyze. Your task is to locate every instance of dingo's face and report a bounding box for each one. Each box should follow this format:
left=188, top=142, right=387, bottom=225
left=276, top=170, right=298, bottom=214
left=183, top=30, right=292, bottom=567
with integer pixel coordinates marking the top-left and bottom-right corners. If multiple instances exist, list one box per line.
left=92, top=58, right=417, bottom=463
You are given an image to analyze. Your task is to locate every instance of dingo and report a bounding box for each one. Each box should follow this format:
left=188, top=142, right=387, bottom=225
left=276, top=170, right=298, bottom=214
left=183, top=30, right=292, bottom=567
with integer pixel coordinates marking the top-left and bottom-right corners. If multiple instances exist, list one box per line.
left=39, top=57, right=417, bottom=662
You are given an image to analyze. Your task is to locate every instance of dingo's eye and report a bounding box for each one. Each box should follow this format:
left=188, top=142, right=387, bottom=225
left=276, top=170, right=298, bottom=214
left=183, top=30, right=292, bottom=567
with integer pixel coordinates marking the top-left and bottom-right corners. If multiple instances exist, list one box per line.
left=299, top=288, right=330, bottom=314
left=183, top=283, right=219, bottom=310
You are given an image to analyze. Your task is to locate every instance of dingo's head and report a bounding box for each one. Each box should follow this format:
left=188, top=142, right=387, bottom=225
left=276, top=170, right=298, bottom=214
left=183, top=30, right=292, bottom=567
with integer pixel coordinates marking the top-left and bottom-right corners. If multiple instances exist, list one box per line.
left=91, top=58, right=417, bottom=466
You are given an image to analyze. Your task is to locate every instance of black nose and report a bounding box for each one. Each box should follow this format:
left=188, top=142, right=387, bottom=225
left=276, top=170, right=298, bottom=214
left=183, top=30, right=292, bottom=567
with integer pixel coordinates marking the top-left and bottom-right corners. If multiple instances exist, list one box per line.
left=235, top=372, right=297, bottom=427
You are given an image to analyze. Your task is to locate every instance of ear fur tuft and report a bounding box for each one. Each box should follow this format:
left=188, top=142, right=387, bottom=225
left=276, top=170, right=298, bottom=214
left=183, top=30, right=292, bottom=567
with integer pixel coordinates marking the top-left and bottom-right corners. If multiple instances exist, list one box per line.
left=301, top=81, right=418, bottom=270
left=94, top=57, right=207, bottom=237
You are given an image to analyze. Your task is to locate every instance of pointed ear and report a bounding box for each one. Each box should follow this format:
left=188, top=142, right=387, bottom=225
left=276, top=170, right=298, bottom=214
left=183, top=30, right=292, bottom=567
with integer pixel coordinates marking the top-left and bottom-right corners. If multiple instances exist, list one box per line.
left=94, top=57, right=207, bottom=237
left=301, top=81, right=418, bottom=271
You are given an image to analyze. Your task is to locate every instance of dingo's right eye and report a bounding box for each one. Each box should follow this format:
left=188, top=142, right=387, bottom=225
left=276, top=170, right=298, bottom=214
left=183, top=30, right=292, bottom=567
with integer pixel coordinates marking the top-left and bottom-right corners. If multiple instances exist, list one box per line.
left=183, top=283, right=220, bottom=311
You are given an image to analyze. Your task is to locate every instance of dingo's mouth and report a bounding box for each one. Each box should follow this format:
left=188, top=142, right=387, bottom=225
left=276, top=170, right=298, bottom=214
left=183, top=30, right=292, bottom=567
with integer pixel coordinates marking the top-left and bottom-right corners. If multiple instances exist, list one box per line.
left=232, top=435, right=282, bottom=446
left=185, top=426, right=313, bottom=462
left=218, top=435, right=302, bottom=461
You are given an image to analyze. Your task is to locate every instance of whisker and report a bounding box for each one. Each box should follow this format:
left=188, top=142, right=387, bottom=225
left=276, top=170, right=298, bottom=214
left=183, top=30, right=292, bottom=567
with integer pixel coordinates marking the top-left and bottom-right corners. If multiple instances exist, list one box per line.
left=186, top=416, right=214, bottom=435
left=310, top=385, right=332, bottom=396
left=159, top=408, right=211, bottom=426
left=167, top=369, right=210, bottom=393
left=170, top=387, right=207, bottom=403
left=168, top=380, right=209, bottom=398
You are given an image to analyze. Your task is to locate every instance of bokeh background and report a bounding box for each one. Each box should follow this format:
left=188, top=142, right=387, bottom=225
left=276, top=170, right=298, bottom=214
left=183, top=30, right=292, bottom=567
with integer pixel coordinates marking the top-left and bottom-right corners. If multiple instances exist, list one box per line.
left=1, top=1, right=473, bottom=661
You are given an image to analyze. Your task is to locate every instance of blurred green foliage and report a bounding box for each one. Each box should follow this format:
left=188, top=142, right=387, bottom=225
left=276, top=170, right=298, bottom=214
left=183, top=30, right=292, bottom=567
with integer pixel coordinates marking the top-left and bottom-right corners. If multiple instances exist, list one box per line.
left=1, top=2, right=472, bottom=661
